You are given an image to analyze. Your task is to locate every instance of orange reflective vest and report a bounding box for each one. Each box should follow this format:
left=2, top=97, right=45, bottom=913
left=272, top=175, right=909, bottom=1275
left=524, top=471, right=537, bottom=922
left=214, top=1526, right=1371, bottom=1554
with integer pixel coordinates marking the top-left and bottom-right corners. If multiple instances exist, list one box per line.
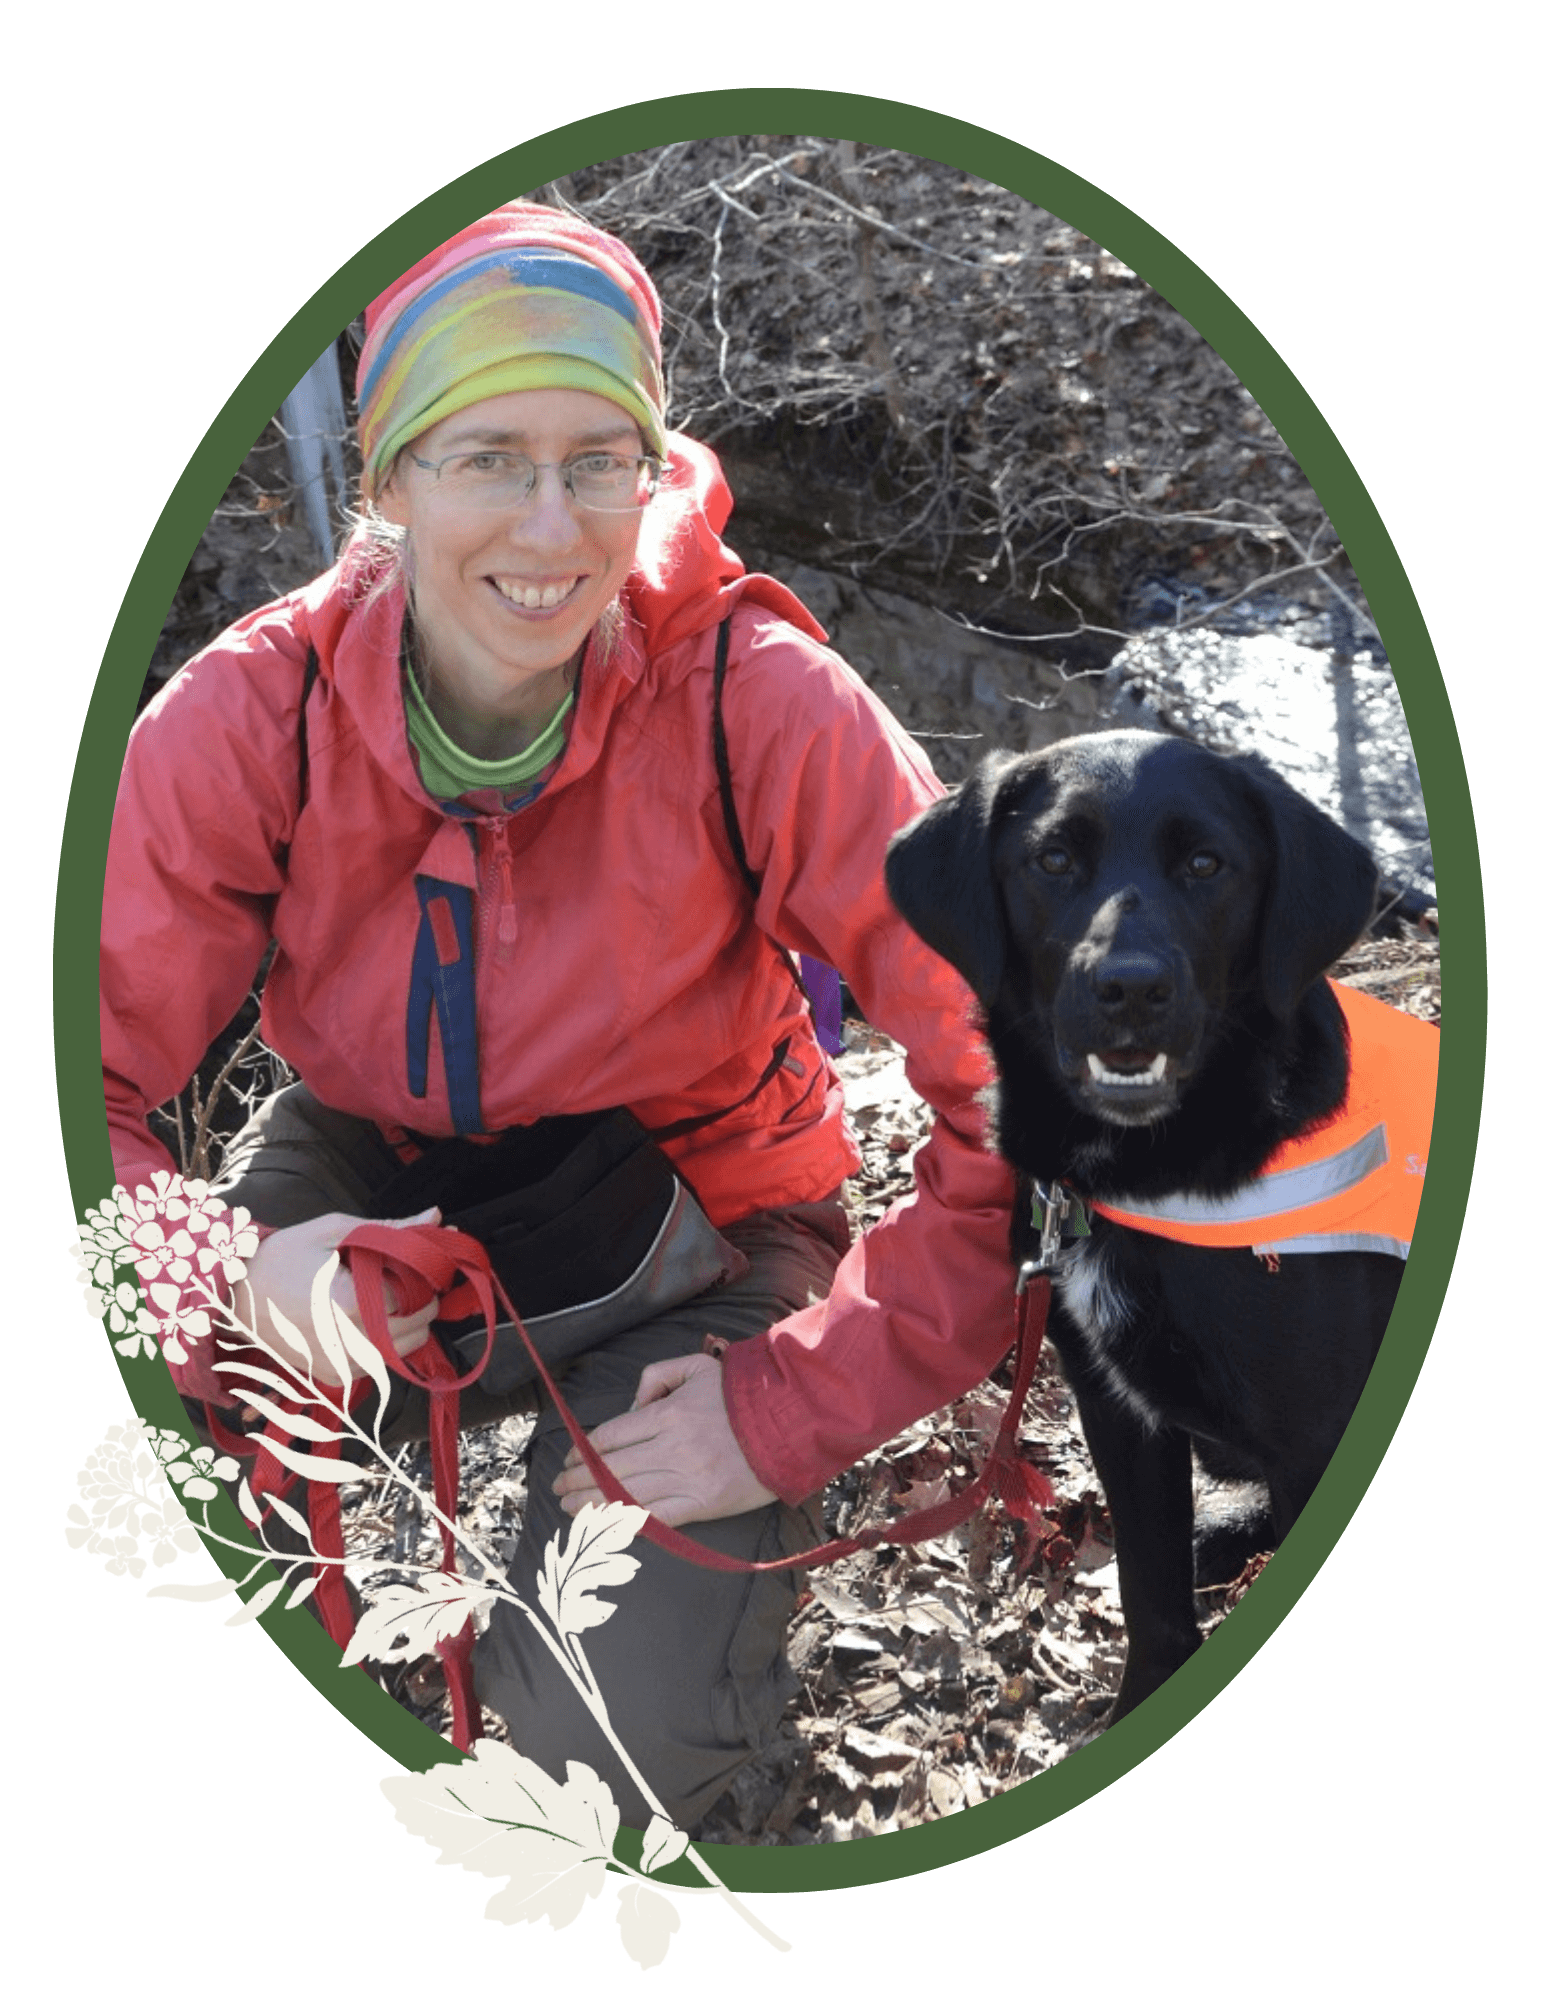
left=1089, top=982, right=1438, bottom=1260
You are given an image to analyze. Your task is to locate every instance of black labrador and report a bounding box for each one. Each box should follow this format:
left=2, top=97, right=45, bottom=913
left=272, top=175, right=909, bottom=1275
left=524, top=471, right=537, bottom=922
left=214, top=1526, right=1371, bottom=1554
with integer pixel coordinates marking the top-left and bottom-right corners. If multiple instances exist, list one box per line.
left=885, top=729, right=1406, bottom=1721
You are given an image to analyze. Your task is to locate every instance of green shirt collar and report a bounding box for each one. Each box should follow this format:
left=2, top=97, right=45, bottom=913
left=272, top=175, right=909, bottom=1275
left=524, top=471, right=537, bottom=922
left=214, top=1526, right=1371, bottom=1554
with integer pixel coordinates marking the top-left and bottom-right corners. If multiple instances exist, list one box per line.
left=402, top=658, right=574, bottom=801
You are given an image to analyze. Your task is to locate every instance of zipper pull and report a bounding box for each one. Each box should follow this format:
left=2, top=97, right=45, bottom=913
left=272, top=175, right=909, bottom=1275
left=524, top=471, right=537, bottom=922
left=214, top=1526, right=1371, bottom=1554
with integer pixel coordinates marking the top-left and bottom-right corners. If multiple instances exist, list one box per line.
left=498, top=858, right=518, bottom=948
left=483, top=817, right=518, bottom=958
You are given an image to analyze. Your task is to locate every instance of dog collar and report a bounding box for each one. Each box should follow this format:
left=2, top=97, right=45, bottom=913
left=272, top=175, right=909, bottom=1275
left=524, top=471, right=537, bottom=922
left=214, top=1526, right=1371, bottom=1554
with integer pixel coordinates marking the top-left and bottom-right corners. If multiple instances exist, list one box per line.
left=1018, top=1178, right=1092, bottom=1283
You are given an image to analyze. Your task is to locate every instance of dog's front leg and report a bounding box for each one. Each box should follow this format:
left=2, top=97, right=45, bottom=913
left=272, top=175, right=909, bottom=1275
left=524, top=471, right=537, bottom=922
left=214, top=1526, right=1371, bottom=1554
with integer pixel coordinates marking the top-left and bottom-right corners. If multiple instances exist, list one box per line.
left=1072, top=1389, right=1203, bottom=1721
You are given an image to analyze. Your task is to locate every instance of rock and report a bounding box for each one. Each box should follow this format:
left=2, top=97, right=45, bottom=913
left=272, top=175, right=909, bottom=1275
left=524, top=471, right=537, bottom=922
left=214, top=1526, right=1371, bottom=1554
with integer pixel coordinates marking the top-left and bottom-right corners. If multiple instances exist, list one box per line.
left=830, top=1630, right=887, bottom=1667
left=841, top=1726, right=918, bottom=1774
left=1116, top=626, right=1433, bottom=897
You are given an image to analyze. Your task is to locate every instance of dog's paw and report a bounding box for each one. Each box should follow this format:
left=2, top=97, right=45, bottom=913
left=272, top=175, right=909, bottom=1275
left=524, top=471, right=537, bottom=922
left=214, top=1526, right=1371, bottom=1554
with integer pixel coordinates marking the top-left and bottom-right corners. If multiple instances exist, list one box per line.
left=1193, top=1485, right=1276, bottom=1589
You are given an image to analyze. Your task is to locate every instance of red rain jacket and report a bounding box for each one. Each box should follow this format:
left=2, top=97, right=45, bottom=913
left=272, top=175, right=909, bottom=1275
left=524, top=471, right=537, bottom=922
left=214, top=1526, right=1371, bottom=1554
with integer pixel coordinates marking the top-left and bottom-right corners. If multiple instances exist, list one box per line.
left=101, top=435, right=1018, bottom=1503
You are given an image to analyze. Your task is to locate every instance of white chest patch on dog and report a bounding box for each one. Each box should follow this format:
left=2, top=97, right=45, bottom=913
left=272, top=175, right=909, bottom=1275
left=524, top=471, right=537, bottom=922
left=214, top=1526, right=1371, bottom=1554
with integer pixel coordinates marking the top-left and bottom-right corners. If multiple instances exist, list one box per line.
left=1055, top=1233, right=1132, bottom=1339
left=1055, top=1235, right=1165, bottom=1431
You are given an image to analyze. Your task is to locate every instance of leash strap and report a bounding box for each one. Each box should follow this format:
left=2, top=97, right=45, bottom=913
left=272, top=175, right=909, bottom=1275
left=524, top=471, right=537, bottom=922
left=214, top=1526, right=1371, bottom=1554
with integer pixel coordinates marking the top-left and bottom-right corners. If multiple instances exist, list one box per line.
left=348, top=1223, right=1054, bottom=1573
left=541, top=1276, right=1056, bottom=1571
left=220, top=1223, right=1054, bottom=1748
left=212, top=1227, right=500, bottom=1750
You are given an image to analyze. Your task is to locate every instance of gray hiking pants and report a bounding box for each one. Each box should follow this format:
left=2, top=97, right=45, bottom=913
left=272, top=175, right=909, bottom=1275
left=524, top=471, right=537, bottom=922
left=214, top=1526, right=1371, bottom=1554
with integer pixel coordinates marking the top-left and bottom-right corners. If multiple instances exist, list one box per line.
left=209, top=1082, right=848, bottom=1831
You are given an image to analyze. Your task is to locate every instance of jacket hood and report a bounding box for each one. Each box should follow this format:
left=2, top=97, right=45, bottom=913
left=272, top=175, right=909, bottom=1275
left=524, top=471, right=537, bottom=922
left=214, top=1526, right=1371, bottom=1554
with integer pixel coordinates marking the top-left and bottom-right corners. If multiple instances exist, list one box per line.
left=628, top=432, right=827, bottom=655
left=308, top=432, right=826, bottom=805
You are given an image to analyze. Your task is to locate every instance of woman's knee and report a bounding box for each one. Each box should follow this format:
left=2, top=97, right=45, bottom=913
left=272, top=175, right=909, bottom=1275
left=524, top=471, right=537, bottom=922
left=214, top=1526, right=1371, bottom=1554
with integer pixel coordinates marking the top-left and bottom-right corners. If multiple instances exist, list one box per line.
left=474, top=1497, right=810, bottom=1829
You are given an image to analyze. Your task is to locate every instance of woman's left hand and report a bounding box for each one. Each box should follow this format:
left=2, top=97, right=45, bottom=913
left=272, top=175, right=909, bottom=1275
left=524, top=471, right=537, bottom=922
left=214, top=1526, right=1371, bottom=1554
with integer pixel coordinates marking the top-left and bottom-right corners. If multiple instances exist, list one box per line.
left=552, top=1353, right=777, bottom=1526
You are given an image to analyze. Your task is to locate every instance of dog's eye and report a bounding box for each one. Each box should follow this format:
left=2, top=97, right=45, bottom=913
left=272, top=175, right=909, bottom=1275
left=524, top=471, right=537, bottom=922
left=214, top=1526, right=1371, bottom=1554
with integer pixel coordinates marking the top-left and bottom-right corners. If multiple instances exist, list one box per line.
left=1037, top=846, right=1073, bottom=876
left=1186, top=851, right=1222, bottom=878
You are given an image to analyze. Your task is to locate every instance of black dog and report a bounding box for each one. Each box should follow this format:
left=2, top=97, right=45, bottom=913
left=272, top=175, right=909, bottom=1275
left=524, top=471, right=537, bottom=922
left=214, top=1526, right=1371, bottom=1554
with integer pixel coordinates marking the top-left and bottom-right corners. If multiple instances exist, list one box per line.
left=886, top=729, right=1413, bottom=1721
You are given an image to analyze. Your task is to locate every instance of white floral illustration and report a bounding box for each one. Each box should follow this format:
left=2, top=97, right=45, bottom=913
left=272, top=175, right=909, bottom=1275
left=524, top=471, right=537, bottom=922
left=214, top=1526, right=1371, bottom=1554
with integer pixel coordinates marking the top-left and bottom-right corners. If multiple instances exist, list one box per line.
left=65, top=1420, right=211, bottom=1576
left=67, top=1174, right=789, bottom=1967
left=535, top=1501, right=646, bottom=1660
left=382, top=1739, right=701, bottom=1964
left=617, top=1880, right=682, bottom=1969
left=128, top=1218, right=198, bottom=1287
left=86, top=1274, right=158, bottom=1357
left=74, top=1174, right=258, bottom=1370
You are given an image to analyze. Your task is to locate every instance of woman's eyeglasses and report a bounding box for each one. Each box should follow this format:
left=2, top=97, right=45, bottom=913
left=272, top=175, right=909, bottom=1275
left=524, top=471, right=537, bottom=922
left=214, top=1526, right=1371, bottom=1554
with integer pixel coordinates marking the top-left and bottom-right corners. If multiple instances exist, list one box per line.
left=406, top=449, right=662, bottom=513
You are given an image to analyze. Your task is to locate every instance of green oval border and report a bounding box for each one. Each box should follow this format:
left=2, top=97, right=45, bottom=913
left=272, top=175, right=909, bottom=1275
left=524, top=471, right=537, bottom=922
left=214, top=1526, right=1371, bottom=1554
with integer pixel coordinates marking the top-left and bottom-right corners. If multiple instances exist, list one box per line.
left=56, top=88, right=1483, bottom=1895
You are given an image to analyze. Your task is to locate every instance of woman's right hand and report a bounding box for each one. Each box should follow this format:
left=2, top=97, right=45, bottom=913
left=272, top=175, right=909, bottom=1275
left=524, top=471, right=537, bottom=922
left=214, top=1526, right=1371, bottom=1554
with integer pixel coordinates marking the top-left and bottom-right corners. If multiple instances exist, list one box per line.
left=240, top=1208, right=442, bottom=1387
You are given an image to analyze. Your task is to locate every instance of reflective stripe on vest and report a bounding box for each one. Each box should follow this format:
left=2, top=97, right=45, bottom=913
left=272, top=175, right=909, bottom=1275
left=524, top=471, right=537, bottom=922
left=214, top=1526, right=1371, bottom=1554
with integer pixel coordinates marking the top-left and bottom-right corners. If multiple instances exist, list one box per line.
left=1089, top=983, right=1438, bottom=1260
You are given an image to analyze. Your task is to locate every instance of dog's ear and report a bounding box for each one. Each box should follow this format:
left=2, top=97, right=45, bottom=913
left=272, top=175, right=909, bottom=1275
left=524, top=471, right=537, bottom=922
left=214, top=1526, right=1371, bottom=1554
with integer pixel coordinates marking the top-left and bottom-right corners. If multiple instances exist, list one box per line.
left=1245, top=759, right=1381, bottom=1019
left=886, top=752, right=1029, bottom=1006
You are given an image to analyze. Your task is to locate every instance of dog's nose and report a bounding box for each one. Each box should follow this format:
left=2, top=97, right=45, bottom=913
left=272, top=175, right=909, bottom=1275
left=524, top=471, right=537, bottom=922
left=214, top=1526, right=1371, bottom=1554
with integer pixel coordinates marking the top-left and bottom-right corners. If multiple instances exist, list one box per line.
left=1093, top=950, right=1174, bottom=1014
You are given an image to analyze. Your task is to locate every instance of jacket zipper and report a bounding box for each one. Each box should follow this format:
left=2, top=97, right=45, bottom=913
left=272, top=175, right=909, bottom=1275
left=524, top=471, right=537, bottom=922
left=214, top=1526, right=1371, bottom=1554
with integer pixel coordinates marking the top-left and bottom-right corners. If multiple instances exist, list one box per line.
left=476, top=815, right=519, bottom=965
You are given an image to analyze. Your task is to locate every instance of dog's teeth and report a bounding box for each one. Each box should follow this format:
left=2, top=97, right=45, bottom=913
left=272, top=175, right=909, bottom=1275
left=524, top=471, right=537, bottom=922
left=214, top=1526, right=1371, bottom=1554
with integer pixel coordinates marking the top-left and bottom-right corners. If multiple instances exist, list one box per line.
left=1088, top=1052, right=1168, bottom=1086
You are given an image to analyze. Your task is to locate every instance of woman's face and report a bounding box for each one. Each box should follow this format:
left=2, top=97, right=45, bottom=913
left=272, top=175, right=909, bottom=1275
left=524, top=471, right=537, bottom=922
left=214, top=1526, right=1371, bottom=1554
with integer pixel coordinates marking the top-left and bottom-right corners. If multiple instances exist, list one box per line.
left=380, top=387, right=648, bottom=710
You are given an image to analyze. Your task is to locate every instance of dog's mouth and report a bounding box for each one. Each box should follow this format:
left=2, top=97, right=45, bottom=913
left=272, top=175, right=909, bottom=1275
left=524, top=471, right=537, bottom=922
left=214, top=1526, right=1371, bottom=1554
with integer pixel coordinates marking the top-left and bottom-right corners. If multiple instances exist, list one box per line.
left=1086, top=1049, right=1168, bottom=1088
left=1069, top=1044, right=1184, bottom=1124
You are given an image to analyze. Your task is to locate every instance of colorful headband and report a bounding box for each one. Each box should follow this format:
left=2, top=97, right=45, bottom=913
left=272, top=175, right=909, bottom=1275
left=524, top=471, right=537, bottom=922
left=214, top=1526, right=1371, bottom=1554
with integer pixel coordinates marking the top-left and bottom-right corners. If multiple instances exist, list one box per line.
left=357, top=203, right=667, bottom=495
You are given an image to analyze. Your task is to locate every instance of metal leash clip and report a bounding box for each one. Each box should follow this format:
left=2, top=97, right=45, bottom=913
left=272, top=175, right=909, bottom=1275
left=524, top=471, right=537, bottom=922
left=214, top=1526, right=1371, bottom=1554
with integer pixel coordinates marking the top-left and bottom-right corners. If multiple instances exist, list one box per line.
left=1017, top=1178, right=1089, bottom=1288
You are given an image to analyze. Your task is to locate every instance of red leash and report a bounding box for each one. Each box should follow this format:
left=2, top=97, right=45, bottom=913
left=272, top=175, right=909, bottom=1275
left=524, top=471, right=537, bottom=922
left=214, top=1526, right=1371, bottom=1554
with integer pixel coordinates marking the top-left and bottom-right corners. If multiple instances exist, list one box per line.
left=210, top=1226, right=502, bottom=1750
left=349, top=1223, right=1055, bottom=1566
left=222, top=1223, right=1055, bottom=1748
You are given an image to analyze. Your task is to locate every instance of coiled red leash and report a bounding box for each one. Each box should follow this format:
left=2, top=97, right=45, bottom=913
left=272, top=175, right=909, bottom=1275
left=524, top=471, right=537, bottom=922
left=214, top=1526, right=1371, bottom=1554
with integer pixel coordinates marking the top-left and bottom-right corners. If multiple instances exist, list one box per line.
left=230, top=1222, right=1055, bottom=1749
left=217, top=1226, right=500, bottom=1750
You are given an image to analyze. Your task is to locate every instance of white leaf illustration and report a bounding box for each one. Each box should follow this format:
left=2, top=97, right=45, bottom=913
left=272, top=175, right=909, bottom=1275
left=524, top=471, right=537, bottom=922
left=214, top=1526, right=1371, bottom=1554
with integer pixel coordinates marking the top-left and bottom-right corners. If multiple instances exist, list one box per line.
left=249, top=1435, right=364, bottom=1484
left=338, top=1572, right=496, bottom=1667
left=258, top=1485, right=314, bottom=1546
left=383, top=1742, right=619, bottom=1933
left=328, top=1296, right=394, bottom=1416
left=147, top=1577, right=240, bottom=1602
left=226, top=1575, right=285, bottom=1625
left=617, top=1880, right=681, bottom=1969
left=217, top=1389, right=344, bottom=1445
left=535, top=1502, right=646, bottom=1643
left=306, top=1254, right=354, bottom=1390
left=213, top=1357, right=310, bottom=1400
left=236, top=1477, right=263, bottom=1527
left=286, top=1574, right=320, bottom=1610
left=640, top=1813, right=690, bottom=1875
left=259, top=1302, right=314, bottom=1371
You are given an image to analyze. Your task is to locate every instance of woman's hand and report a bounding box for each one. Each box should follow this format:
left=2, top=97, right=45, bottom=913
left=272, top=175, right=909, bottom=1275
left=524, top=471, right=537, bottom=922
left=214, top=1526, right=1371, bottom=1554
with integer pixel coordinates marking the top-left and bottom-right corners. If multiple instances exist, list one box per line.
left=240, top=1208, right=442, bottom=1388
left=552, top=1353, right=777, bottom=1526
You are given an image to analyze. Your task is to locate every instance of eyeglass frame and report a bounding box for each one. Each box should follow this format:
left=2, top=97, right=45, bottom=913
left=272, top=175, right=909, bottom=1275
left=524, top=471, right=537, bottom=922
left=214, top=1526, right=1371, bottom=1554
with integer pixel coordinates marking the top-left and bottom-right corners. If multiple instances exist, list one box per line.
left=404, top=446, right=663, bottom=513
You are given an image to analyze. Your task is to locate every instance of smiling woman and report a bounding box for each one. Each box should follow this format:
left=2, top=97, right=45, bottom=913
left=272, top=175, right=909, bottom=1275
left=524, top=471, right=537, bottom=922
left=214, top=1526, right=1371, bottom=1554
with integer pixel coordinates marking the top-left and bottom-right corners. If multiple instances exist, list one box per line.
left=99, top=198, right=1022, bottom=1834
left=378, top=389, right=652, bottom=756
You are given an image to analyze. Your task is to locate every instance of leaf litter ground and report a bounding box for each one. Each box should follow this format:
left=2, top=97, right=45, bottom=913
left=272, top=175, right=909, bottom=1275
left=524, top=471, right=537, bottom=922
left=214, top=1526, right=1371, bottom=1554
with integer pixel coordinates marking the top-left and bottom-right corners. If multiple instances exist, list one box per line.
left=339, top=929, right=1438, bottom=1844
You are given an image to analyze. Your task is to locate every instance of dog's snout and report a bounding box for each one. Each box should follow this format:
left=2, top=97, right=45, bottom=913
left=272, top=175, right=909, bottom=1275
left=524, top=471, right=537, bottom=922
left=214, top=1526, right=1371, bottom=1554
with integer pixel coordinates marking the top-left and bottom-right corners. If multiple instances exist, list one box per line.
left=1060, top=903, right=1197, bottom=1058
left=1068, top=892, right=1186, bottom=1029
left=1094, top=949, right=1174, bottom=1014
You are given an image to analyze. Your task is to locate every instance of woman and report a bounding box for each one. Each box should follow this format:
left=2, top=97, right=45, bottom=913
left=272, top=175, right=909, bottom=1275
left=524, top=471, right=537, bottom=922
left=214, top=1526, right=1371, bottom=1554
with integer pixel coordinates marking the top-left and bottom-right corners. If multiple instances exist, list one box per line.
left=101, top=201, right=1018, bottom=1830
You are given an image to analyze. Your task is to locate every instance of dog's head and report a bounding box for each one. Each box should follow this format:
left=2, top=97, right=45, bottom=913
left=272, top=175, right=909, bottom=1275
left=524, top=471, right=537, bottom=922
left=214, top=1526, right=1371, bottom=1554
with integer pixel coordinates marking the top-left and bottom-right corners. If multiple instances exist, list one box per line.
left=886, top=731, right=1379, bottom=1131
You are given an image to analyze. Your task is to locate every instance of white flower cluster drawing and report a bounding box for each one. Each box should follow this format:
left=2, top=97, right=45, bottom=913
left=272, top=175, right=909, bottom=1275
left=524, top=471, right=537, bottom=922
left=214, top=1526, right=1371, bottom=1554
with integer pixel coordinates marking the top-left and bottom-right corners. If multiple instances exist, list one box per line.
left=65, top=1421, right=221, bottom=1576
left=75, top=1172, right=259, bottom=1363
left=67, top=1173, right=787, bottom=1967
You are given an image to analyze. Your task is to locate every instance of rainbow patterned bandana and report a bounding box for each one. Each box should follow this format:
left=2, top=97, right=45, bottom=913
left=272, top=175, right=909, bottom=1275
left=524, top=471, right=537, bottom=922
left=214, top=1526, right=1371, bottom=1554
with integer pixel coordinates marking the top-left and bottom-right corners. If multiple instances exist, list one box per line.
left=357, top=203, right=667, bottom=496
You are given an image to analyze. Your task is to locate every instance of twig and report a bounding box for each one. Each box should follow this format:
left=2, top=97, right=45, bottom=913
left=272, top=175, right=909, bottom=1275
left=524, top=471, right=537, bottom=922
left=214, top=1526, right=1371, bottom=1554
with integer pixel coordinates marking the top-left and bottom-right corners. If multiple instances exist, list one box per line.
left=708, top=202, right=757, bottom=414
left=188, top=1020, right=266, bottom=1179
left=767, top=163, right=993, bottom=270
left=1030, top=1633, right=1092, bottom=1696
